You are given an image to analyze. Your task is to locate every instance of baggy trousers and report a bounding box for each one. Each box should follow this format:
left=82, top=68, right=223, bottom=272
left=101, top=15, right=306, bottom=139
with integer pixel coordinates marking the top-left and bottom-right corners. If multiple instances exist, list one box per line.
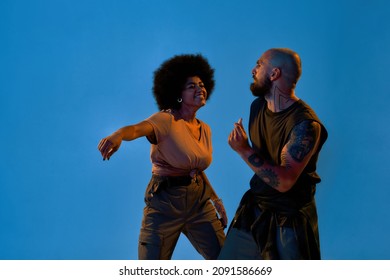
left=217, top=227, right=301, bottom=260
left=138, top=174, right=225, bottom=260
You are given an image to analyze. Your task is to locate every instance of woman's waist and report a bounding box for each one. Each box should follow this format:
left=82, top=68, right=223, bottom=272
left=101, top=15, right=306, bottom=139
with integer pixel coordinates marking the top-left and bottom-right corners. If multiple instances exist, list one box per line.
left=152, top=168, right=203, bottom=186
left=152, top=164, right=205, bottom=176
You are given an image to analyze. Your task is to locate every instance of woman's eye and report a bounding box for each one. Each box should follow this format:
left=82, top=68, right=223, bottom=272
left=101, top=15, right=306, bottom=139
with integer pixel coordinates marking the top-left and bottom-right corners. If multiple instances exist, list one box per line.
left=186, top=83, right=204, bottom=90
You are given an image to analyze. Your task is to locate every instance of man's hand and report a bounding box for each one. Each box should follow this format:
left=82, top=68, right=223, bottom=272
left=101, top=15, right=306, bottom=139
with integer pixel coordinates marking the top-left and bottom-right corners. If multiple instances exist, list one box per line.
left=228, top=118, right=252, bottom=156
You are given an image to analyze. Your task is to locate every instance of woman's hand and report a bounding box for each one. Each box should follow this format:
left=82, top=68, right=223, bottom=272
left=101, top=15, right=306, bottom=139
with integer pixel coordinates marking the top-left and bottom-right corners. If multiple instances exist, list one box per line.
left=98, top=132, right=123, bottom=160
left=212, top=198, right=228, bottom=229
left=97, top=121, right=154, bottom=161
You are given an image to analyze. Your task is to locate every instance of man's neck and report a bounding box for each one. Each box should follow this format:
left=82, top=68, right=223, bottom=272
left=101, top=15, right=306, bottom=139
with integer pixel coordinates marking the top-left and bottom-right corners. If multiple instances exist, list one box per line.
left=265, top=86, right=299, bottom=113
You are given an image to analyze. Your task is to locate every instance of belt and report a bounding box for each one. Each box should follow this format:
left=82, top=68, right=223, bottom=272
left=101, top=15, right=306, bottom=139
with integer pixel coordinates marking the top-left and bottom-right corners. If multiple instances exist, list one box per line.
left=162, top=175, right=200, bottom=187
left=167, top=175, right=192, bottom=186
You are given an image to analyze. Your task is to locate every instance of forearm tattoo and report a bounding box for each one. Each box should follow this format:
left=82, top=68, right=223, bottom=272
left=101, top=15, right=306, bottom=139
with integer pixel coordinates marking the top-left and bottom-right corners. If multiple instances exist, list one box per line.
left=248, top=153, right=264, bottom=167
left=256, top=168, right=280, bottom=188
left=287, top=121, right=319, bottom=162
left=248, top=154, right=280, bottom=188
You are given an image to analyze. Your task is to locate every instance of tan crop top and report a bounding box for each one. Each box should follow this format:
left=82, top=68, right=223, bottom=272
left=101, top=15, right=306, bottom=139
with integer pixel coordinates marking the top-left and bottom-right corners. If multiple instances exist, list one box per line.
left=145, top=110, right=212, bottom=176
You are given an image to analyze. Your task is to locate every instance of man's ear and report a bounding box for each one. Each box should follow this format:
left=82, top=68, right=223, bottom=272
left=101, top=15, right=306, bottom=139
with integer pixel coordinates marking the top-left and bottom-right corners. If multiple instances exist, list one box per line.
left=270, top=68, right=281, bottom=81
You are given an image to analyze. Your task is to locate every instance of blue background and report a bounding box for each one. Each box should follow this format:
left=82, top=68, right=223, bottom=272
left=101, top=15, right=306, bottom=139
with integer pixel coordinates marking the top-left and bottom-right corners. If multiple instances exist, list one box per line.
left=1, top=0, right=389, bottom=260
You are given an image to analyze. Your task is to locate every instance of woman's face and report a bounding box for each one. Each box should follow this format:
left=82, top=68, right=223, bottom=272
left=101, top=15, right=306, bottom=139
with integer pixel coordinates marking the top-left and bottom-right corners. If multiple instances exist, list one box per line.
left=180, top=76, right=207, bottom=110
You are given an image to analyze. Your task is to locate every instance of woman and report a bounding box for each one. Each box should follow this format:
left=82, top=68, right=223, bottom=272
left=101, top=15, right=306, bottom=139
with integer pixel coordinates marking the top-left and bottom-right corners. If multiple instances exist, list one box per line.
left=98, top=54, right=226, bottom=260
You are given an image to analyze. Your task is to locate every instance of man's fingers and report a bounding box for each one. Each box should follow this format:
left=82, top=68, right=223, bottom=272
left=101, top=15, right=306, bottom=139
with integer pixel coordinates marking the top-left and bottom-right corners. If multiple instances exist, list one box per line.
left=228, top=129, right=236, bottom=141
left=234, top=118, right=243, bottom=128
left=228, top=127, right=243, bottom=146
left=233, top=125, right=245, bottom=139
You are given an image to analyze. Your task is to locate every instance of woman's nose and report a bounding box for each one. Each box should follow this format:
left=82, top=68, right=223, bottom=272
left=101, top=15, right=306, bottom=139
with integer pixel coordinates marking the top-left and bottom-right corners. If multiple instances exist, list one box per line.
left=195, top=84, right=203, bottom=92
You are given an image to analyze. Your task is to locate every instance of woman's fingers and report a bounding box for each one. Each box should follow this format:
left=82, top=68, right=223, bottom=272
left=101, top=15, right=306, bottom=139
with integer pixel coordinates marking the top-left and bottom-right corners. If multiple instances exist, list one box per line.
left=98, top=138, right=114, bottom=160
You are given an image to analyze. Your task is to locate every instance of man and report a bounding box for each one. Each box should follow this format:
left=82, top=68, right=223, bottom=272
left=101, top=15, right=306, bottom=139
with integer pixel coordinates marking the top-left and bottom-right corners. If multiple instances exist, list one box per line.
left=219, top=48, right=328, bottom=259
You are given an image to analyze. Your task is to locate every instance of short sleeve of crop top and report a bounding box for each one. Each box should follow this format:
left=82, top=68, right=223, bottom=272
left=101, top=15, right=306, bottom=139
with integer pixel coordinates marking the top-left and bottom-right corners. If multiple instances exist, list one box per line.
left=145, top=111, right=212, bottom=176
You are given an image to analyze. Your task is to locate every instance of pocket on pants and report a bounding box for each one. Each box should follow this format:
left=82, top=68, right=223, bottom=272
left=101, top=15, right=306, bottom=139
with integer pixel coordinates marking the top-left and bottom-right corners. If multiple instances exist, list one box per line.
left=144, top=177, right=163, bottom=205
left=138, top=228, right=163, bottom=260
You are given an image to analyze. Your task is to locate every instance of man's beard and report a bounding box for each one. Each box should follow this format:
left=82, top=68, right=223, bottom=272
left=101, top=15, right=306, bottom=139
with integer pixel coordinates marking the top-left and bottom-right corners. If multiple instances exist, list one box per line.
left=250, top=76, right=272, bottom=97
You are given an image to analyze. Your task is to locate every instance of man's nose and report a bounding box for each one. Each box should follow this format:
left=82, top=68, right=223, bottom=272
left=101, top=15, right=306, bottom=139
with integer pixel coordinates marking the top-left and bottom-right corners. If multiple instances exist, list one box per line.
left=251, top=67, right=256, bottom=76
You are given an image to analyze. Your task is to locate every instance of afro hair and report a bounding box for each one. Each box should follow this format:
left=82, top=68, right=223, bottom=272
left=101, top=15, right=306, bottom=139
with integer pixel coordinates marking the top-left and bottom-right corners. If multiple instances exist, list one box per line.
left=152, top=54, right=215, bottom=110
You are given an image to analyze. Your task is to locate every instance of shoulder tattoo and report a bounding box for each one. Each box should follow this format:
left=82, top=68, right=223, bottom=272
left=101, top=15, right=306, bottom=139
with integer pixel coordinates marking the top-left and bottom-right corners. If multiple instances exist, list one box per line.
left=287, top=121, right=320, bottom=162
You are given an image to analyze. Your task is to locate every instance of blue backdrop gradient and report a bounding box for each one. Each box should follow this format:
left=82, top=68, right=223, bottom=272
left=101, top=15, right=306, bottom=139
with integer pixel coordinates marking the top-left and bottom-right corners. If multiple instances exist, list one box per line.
left=1, top=0, right=389, bottom=260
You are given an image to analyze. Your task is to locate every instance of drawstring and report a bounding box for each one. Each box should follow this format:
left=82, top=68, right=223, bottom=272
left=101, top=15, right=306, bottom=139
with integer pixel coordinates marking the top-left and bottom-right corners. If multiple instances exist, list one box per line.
left=189, top=169, right=200, bottom=184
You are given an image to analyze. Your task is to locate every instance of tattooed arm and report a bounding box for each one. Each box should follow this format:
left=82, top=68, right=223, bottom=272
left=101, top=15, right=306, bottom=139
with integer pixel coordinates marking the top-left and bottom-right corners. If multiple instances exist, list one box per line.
left=228, top=118, right=321, bottom=193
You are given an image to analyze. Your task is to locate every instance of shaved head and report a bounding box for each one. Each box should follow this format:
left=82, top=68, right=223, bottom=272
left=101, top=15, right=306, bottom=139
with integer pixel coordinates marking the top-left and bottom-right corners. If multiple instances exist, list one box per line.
left=264, top=48, right=302, bottom=89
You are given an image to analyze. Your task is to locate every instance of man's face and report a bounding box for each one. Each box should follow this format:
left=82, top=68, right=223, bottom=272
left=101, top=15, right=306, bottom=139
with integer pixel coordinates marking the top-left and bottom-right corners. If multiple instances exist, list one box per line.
left=250, top=75, right=272, bottom=97
left=250, top=57, right=272, bottom=97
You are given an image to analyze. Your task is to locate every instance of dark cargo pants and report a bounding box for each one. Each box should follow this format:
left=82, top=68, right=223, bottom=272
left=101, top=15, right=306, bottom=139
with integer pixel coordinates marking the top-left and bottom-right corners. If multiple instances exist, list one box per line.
left=138, top=174, right=225, bottom=260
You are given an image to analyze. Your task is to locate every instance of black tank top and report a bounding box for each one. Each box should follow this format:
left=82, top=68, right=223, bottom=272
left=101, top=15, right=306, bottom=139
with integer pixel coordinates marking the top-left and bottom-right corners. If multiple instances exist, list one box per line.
left=248, top=97, right=328, bottom=207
